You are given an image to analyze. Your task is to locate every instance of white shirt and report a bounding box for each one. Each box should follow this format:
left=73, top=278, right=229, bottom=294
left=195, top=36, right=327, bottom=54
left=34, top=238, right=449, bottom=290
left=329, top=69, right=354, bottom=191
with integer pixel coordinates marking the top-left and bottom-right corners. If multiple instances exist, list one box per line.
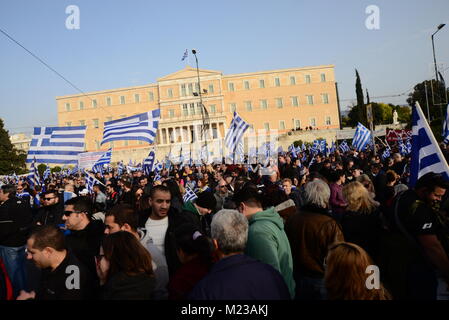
left=140, top=217, right=170, bottom=300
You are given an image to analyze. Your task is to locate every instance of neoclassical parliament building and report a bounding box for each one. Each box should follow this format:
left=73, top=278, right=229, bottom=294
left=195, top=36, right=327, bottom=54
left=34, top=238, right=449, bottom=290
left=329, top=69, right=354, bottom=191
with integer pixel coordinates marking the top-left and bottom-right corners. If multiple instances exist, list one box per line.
left=56, top=65, right=340, bottom=162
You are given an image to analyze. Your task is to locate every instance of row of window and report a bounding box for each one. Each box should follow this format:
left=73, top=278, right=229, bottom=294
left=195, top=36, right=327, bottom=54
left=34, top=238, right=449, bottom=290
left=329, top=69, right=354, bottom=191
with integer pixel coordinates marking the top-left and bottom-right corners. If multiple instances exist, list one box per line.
left=229, top=94, right=329, bottom=112
left=63, top=72, right=329, bottom=111
left=64, top=92, right=155, bottom=111
left=228, top=73, right=326, bottom=92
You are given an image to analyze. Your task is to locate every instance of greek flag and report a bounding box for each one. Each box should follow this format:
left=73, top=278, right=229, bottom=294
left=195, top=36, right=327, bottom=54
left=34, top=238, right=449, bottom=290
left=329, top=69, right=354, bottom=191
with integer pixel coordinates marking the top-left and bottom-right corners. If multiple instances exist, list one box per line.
left=101, top=110, right=160, bottom=145
left=382, top=148, right=391, bottom=160
left=92, top=148, right=112, bottom=173
left=143, top=150, right=155, bottom=176
left=319, top=140, right=326, bottom=153
left=84, top=172, right=105, bottom=194
left=289, top=144, right=297, bottom=158
left=27, top=126, right=87, bottom=164
left=183, top=186, right=198, bottom=203
left=352, top=123, right=372, bottom=151
left=302, top=143, right=307, bottom=151
left=330, top=141, right=336, bottom=154
left=410, top=102, right=449, bottom=187
left=399, top=140, right=408, bottom=156
left=225, top=112, right=250, bottom=153
left=339, top=140, right=350, bottom=153
left=28, top=157, right=39, bottom=189
left=117, top=161, right=124, bottom=176
left=181, top=49, right=188, bottom=61
left=443, top=103, right=449, bottom=143
left=70, top=166, right=79, bottom=176
left=154, top=162, right=163, bottom=172
left=43, top=165, right=51, bottom=180
left=311, top=140, right=320, bottom=154
left=234, top=141, right=245, bottom=164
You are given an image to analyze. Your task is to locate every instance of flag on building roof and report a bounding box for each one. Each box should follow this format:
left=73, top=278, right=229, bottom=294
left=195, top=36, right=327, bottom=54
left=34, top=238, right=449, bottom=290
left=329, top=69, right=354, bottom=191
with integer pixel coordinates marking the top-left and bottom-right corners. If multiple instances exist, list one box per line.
left=181, top=49, right=188, bottom=61
left=101, top=110, right=160, bottom=145
left=26, top=126, right=87, bottom=164
left=143, top=150, right=156, bottom=176
left=183, top=186, right=198, bottom=203
left=225, top=112, right=250, bottom=153
left=352, top=123, right=372, bottom=151
left=410, top=102, right=449, bottom=187
left=92, top=148, right=112, bottom=173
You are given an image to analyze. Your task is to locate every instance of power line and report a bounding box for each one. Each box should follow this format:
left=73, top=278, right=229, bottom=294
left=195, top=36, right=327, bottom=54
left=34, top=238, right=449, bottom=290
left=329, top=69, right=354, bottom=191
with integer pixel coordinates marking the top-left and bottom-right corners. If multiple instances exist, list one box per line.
left=0, top=27, right=113, bottom=117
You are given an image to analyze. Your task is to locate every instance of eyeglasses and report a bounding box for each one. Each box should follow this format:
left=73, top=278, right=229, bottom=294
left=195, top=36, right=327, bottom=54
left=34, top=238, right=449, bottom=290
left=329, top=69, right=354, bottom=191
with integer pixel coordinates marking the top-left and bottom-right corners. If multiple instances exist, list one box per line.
left=63, top=210, right=83, bottom=217
left=44, top=197, right=56, bottom=201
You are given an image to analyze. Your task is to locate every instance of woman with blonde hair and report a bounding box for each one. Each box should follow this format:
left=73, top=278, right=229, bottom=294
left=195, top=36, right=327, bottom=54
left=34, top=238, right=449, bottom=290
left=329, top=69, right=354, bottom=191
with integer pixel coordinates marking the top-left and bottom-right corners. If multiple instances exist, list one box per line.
left=341, top=181, right=383, bottom=263
left=324, top=242, right=391, bottom=300
left=355, top=174, right=376, bottom=199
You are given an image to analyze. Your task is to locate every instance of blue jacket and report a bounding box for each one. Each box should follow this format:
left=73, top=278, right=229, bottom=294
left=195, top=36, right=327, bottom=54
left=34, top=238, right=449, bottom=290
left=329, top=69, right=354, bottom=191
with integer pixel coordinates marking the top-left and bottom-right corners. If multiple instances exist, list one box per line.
left=188, top=254, right=291, bottom=300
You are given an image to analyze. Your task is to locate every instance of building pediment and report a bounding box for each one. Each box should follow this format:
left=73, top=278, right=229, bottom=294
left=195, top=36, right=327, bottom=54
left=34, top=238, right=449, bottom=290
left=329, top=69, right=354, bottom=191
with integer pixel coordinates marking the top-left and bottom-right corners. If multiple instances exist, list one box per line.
left=158, top=67, right=222, bottom=82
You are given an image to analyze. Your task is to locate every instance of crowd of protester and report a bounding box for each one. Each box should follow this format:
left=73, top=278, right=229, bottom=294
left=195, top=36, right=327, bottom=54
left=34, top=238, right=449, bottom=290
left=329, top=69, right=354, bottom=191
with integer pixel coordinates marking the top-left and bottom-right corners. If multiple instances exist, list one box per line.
left=1, top=143, right=449, bottom=300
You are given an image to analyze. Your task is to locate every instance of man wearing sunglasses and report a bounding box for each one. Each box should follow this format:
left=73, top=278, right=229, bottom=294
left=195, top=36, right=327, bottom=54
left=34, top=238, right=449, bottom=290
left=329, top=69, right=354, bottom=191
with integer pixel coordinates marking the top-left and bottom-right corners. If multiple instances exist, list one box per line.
left=33, top=190, right=64, bottom=226
left=63, top=197, right=105, bottom=280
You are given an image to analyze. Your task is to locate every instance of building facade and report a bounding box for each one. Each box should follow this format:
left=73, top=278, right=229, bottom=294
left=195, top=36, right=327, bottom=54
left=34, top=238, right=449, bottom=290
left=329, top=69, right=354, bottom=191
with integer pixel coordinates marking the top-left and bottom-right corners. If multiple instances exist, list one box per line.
left=9, top=133, right=32, bottom=153
left=56, top=65, right=340, bottom=162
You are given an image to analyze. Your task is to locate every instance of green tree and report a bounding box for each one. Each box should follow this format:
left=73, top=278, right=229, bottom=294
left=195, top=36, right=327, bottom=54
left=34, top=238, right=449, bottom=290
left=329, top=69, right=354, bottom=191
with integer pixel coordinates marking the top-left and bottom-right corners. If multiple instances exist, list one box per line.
left=407, top=80, right=448, bottom=122
left=346, top=102, right=410, bottom=127
left=355, top=69, right=367, bottom=127
left=0, top=118, right=27, bottom=175
left=37, top=164, right=47, bottom=177
left=51, top=166, right=61, bottom=173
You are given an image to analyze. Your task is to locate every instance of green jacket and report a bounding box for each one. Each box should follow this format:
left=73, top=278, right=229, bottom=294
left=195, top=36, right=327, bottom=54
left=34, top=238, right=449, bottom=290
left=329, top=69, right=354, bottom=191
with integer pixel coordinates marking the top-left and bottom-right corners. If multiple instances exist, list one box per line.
left=245, top=207, right=296, bottom=299
left=181, top=201, right=211, bottom=236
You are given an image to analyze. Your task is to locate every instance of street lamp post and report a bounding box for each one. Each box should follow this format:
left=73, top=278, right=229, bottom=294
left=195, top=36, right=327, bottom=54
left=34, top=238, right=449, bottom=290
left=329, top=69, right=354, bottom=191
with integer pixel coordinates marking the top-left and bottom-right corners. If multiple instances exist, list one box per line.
left=431, top=23, right=446, bottom=122
left=432, top=23, right=446, bottom=83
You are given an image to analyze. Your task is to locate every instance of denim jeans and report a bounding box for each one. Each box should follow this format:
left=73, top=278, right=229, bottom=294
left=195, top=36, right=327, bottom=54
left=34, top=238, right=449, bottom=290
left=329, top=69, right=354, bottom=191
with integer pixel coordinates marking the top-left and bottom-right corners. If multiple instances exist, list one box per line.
left=295, top=275, right=327, bottom=300
left=0, top=245, right=28, bottom=297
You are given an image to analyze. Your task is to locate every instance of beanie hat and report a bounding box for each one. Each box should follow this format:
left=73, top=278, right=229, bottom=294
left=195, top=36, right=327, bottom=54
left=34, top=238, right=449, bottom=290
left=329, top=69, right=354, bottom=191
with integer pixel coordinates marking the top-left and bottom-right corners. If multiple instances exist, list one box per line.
left=195, top=191, right=217, bottom=211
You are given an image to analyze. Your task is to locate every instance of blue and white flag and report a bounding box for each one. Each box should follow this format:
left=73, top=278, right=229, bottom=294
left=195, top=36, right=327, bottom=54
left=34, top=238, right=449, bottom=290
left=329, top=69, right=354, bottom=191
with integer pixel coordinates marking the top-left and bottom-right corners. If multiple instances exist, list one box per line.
left=382, top=148, right=391, bottom=160
left=183, top=186, right=198, bottom=203
left=181, top=49, right=188, bottom=61
left=101, top=110, right=161, bottom=145
left=311, top=140, right=320, bottom=154
left=410, top=102, right=449, bottom=187
left=143, top=150, right=156, bottom=176
left=330, top=141, right=336, bottom=154
left=27, top=126, right=87, bottom=164
left=225, top=112, right=250, bottom=153
left=352, top=123, right=372, bottom=151
left=319, top=140, right=326, bottom=153
left=406, top=139, right=412, bottom=154
left=117, top=161, right=124, bottom=176
left=399, top=140, right=408, bottom=156
left=302, top=143, right=307, bottom=152
left=154, top=162, right=163, bottom=173
left=339, top=140, right=350, bottom=153
left=443, top=103, right=449, bottom=143
left=70, top=166, right=79, bottom=176
left=92, top=148, right=112, bottom=173
left=289, top=144, right=297, bottom=158
left=28, top=157, right=39, bottom=189
left=43, top=165, right=51, bottom=180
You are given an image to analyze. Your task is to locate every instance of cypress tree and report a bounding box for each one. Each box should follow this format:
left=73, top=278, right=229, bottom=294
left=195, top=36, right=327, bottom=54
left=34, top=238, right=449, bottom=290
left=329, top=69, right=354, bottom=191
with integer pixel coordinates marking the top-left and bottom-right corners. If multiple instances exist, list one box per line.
left=0, top=118, right=27, bottom=175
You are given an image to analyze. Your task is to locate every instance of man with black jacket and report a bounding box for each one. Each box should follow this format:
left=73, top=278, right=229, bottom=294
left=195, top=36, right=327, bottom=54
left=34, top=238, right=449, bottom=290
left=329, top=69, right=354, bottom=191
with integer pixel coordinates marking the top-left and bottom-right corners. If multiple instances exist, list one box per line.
left=0, top=184, right=33, bottom=297
left=17, top=225, right=94, bottom=300
left=62, top=197, right=105, bottom=279
left=33, top=190, right=64, bottom=226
